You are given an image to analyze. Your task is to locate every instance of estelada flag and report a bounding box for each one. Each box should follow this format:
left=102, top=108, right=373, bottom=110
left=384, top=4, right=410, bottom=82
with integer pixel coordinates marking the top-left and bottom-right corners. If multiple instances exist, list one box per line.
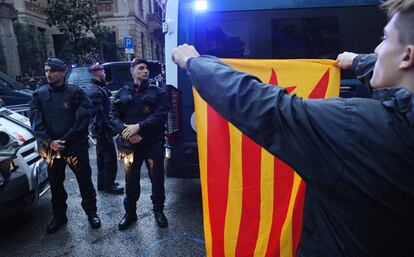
left=193, top=59, right=340, bottom=257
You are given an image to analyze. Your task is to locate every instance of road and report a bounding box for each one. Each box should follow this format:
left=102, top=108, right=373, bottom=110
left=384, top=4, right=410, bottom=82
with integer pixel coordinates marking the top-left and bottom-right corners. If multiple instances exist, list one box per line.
left=0, top=147, right=206, bottom=257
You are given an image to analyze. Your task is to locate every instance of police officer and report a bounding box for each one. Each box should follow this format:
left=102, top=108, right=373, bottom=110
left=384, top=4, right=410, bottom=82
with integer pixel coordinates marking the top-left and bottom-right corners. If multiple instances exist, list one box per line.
left=110, top=58, right=168, bottom=230
left=83, top=64, right=123, bottom=194
left=30, top=58, right=101, bottom=234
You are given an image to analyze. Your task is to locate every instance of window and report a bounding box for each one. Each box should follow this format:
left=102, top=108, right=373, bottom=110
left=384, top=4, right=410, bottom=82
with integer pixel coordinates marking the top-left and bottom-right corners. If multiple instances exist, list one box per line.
left=155, top=44, right=160, bottom=61
left=107, top=66, right=132, bottom=84
left=139, top=0, right=143, bottom=13
left=271, top=17, right=339, bottom=59
left=195, top=6, right=386, bottom=78
left=151, top=39, right=154, bottom=59
left=141, top=32, right=145, bottom=59
left=67, top=67, right=93, bottom=85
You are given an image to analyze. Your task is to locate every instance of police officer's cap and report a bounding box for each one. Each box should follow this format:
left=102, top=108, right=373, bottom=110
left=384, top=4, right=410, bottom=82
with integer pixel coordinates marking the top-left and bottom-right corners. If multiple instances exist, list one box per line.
left=45, top=58, right=66, bottom=71
left=131, top=58, right=150, bottom=69
left=88, top=63, right=104, bottom=72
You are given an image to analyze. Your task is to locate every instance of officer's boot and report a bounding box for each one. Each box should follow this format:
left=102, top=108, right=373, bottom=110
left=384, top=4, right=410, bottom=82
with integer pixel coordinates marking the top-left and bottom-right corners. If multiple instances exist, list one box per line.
left=46, top=214, right=68, bottom=234
left=154, top=211, right=168, bottom=228
left=118, top=204, right=137, bottom=230
left=87, top=213, right=101, bottom=229
left=118, top=212, right=137, bottom=230
left=104, top=182, right=124, bottom=195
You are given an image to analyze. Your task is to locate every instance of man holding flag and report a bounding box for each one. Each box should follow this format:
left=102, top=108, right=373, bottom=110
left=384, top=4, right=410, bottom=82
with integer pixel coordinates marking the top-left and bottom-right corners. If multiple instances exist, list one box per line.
left=171, top=0, right=414, bottom=256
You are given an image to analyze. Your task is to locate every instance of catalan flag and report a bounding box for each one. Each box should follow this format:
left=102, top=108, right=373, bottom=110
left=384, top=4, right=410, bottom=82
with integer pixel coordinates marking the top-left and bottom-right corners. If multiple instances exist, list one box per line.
left=193, top=59, right=340, bottom=257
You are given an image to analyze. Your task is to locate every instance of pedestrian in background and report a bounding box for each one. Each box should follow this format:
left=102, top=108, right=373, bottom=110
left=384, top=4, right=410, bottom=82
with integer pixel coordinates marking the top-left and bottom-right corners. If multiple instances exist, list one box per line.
left=30, top=58, right=101, bottom=234
left=110, top=58, right=168, bottom=230
left=27, top=78, right=39, bottom=90
left=171, top=0, right=414, bottom=255
left=83, top=64, right=124, bottom=195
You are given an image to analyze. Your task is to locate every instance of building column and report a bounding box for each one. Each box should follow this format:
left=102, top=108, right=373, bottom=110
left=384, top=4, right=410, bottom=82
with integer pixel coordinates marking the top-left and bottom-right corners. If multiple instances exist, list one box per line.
left=0, top=3, right=21, bottom=78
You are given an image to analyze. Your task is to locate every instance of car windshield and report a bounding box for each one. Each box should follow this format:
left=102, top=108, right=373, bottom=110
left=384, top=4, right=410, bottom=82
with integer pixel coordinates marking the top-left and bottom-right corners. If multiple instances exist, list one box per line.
left=0, top=72, right=26, bottom=90
left=67, top=67, right=93, bottom=84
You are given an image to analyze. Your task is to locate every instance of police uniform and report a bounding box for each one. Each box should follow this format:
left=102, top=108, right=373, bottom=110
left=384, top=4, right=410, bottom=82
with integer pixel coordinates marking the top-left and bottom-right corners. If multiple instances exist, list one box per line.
left=82, top=74, right=123, bottom=194
left=110, top=79, right=167, bottom=226
left=29, top=58, right=99, bottom=233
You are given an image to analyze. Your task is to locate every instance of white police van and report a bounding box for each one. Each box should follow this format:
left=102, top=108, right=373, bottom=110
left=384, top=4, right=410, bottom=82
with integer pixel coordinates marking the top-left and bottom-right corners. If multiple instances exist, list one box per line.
left=0, top=107, right=49, bottom=219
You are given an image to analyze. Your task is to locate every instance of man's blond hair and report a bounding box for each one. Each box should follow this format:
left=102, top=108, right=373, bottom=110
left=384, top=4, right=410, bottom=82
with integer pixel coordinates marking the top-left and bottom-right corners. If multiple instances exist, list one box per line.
left=382, top=0, right=414, bottom=17
left=381, top=0, right=414, bottom=43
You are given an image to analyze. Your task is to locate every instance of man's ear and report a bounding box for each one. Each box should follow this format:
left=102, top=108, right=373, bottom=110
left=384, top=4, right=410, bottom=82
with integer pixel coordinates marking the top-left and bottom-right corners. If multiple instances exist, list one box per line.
left=400, top=45, right=414, bottom=69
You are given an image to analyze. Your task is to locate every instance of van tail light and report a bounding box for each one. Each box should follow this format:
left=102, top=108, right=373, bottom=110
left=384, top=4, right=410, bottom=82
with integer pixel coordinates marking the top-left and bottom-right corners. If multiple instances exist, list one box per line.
left=166, top=84, right=182, bottom=145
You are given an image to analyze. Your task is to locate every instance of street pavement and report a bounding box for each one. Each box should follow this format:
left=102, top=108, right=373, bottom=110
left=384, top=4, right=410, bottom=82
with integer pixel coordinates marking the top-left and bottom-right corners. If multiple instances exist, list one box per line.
left=0, top=147, right=206, bottom=257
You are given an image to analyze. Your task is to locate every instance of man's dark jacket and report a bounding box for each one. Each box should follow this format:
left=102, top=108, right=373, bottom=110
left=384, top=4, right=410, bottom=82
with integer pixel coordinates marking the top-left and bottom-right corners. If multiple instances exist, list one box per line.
left=187, top=55, right=414, bottom=257
left=110, top=81, right=167, bottom=146
left=30, top=83, right=92, bottom=156
left=82, top=78, right=114, bottom=136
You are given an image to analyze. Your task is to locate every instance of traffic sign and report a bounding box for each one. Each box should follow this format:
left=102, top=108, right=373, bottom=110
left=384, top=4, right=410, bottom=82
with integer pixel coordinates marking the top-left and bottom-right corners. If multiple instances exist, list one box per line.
left=124, top=36, right=134, bottom=53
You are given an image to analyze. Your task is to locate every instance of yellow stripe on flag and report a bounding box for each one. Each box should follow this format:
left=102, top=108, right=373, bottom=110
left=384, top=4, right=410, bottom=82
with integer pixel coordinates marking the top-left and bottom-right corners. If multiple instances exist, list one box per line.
left=224, top=124, right=243, bottom=257
left=193, top=89, right=213, bottom=256
left=280, top=173, right=302, bottom=257
left=254, top=149, right=275, bottom=257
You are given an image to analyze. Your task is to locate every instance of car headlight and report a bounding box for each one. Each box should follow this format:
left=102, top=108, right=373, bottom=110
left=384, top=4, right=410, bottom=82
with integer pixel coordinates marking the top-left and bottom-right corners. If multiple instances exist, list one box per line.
left=0, top=131, right=10, bottom=147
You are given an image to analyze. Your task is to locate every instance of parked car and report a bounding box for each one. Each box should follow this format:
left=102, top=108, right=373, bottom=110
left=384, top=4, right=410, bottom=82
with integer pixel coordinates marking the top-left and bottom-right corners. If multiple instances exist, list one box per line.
left=67, top=61, right=164, bottom=92
left=0, top=72, right=33, bottom=106
left=0, top=107, right=49, bottom=219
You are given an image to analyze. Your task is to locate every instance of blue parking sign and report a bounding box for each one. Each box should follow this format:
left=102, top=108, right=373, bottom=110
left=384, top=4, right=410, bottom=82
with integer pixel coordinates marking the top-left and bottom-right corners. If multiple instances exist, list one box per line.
left=124, top=37, right=134, bottom=49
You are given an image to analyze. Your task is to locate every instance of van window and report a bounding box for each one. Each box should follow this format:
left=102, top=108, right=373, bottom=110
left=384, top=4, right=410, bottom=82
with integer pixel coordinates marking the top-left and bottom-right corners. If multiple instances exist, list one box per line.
left=271, top=17, right=339, bottom=59
left=67, top=67, right=93, bottom=84
left=195, top=6, right=386, bottom=78
left=105, top=65, right=132, bottom=86
left=0, top=78, right=12, bottom=91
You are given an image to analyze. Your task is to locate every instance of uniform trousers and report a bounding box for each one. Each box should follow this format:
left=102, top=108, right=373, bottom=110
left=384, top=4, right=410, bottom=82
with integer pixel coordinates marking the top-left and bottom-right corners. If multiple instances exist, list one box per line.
left=96, top=132, right=118, bottom=188
left=47, top=148, right=97, bottom=217
left=123, top=142, right=165, bottom=213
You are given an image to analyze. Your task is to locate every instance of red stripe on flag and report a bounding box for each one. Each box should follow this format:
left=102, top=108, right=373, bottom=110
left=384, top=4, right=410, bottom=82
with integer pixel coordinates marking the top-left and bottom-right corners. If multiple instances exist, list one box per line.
left=266, top=158, right=295, bottom=257
left=207, top=105, right=231, bottom=257
left=292, top=180, right=306, bottom=257
left=308, top=69, right=329, bottom=99
left=235, top=135, right=262, bottom=256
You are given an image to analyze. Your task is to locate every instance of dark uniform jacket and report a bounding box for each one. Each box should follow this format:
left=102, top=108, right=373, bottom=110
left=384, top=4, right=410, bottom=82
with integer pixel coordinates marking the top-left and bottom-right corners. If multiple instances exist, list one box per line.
left=82, top=78, right=114, bottom=136
left=30, top=83, right=92, bottom=156
left=110, top=81, right=167, bottom=146
left=187, top=55, right=414, bottom=257
left=352, top=53, right=378, bottom=96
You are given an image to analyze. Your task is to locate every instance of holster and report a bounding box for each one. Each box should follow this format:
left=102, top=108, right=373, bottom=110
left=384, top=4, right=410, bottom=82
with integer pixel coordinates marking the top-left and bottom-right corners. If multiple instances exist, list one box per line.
left=115, top=135, right=134, bottom=158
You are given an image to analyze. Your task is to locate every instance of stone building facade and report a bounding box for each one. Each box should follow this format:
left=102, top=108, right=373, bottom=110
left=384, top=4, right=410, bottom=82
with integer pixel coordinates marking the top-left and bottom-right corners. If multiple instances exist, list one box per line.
left=0, top=2, right=21, bottom=78
left=1, top=0, right=165, bottom=77
left=99, top=0, right=165, bottom=61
